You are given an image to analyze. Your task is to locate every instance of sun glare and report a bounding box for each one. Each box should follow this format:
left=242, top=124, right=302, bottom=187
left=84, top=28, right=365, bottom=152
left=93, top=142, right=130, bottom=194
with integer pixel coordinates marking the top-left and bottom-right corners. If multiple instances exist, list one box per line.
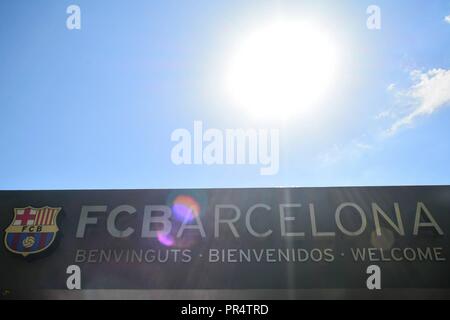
left=224, top=18, right=340, bottom=121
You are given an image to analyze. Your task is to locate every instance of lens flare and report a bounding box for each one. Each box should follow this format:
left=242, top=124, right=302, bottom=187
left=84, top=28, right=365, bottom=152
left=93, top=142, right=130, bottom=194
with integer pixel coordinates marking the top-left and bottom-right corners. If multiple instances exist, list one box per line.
left=172, top=195, right=201, bottom=223
left=157, top=231, right=175, bottom=247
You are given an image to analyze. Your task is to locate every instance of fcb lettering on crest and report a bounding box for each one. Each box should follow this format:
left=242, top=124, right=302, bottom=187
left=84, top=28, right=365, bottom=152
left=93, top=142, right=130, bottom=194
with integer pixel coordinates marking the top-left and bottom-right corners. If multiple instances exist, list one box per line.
left=4, top=206, right=61, bottom=257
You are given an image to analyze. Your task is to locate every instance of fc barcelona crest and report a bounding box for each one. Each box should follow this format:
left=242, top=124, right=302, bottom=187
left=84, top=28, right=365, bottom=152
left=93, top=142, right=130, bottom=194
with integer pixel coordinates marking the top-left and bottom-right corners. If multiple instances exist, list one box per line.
left=4, top=206, right=61, bottom=257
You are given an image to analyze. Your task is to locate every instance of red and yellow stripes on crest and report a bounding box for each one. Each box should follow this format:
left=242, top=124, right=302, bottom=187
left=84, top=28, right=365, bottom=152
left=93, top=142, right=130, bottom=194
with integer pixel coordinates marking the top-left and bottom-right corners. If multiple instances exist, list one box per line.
left=34, top=207, right=58, bottom=226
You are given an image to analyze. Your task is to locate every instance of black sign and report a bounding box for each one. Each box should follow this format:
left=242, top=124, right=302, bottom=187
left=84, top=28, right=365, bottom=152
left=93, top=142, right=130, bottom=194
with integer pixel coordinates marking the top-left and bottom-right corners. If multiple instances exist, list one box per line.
left=1, top=186, right=449, bottom=299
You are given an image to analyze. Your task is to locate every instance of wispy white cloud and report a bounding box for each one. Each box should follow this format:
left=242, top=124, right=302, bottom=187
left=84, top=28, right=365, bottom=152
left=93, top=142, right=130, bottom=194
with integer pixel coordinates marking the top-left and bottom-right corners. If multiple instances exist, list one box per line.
left=387, top=83, right=396, bottom=91
left=386, top=68, right=450, bottom=135
left=320, top=67, right=450, bottom=165
left=318, top=140, right=373, bottom=166
left=445, top=15, right=450, bottom=24
left=376, top=110, right=394, bottom=120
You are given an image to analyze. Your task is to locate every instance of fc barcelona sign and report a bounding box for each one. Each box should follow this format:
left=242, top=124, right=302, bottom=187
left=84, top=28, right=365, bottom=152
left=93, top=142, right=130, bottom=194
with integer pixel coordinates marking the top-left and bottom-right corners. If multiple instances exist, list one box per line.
left=4, top=207, right=61, bottom=257
left=0, top=187, right=449, bottom=299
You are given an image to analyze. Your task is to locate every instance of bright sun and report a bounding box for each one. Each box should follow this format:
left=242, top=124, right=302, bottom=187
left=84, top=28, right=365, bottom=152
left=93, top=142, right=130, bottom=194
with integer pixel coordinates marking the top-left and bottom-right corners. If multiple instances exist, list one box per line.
left=224, top=19, right=340, bottom=121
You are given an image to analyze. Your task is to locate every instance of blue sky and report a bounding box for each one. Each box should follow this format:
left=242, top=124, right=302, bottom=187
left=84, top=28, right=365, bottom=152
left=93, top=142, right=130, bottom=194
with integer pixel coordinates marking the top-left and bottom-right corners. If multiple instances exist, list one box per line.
left=1, top=0, right=450, bottom=190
